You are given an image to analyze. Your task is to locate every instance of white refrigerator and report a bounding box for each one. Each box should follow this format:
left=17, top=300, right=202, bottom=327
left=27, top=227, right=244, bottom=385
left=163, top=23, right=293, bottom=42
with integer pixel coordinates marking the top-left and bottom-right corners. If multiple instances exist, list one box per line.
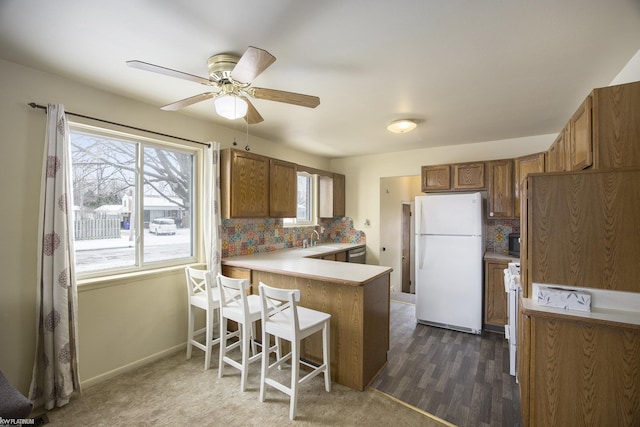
left=414, top=192, right=483, bottom=334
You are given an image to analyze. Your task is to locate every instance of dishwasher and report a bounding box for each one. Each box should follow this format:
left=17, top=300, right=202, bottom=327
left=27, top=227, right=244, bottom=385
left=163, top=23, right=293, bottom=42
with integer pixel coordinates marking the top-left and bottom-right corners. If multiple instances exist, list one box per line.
left=348, top=247, right=366, bottom=264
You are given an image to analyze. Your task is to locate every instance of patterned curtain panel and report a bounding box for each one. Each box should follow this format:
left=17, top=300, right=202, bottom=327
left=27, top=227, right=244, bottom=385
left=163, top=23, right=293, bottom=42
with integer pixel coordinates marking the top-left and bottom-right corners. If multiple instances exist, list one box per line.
left=29, top=104, right=81, bottom=409
left=204, top=141, right=222, bottom=275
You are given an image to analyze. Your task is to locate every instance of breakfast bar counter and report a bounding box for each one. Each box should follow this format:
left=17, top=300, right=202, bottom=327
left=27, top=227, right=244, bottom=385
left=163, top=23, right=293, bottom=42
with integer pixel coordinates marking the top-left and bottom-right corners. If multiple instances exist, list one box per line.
left=222, top=244, right=392, bottom=391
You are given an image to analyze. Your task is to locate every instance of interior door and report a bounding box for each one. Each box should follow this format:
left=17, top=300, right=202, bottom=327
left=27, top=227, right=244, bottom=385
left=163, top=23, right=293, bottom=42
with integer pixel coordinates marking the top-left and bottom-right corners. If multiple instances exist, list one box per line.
left=401, top=203, right=411, bottom=293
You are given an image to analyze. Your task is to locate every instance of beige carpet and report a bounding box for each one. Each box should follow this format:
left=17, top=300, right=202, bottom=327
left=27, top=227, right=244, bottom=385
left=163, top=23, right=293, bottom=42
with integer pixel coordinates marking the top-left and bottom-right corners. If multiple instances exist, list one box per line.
left=43, top=349, right=451, bottom=426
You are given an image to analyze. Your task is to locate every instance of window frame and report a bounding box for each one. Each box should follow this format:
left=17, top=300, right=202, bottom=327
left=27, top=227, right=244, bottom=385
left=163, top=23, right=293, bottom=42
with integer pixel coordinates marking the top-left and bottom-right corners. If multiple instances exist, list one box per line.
left=283, top=171, right=318, bottom=227
left=69, top=122, right=202, bottom=280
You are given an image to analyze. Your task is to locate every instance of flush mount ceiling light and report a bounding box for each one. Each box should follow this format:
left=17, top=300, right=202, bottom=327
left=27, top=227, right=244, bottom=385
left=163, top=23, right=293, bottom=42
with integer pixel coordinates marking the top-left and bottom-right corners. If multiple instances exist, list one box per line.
left=214, top=95, right=248, bottom=120
left=387, top=119, right=417, bottom=134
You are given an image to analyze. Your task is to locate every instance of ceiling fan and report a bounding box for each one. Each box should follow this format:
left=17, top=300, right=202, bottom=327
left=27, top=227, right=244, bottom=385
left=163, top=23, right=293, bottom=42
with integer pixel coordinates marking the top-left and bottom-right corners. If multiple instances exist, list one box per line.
left=126, top=46, right=320, bottom=124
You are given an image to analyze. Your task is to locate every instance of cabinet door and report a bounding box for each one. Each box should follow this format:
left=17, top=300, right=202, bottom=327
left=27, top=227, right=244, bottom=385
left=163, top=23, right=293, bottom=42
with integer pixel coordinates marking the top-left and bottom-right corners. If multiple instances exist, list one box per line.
left=421, top=165, right=451, bottom=191
left=333, top=173, right=346, bottom=217
left=484, top=261, right=508, bottom=329
left=546, top=127, right=567, bottom=172
left=593, top=81, right=640, bottom=169
left=514, top=153, right=545, bottom=218
left=487, top=159, right=514, bottom=218
left=224, top=149, right=269, bottom=218
left=568, top=95, right=593, bottom=170
left=453, top=162, right=485, bottom=189
left=269, top=159, right=297, bottom=217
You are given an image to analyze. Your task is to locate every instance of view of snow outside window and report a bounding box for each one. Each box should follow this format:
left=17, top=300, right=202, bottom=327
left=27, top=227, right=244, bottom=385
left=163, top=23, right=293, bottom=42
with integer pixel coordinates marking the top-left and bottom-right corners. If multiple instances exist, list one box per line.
left=70, top=128, right=195, bottom=275
left=283, top=172, right=315, bottom=227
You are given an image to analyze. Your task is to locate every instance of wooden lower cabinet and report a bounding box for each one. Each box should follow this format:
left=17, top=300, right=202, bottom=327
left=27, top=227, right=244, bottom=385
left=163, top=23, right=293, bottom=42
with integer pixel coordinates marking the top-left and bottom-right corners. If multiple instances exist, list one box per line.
left=519, top=307, right=640, bottom=426
left=484, top=261, right=508, bottom=331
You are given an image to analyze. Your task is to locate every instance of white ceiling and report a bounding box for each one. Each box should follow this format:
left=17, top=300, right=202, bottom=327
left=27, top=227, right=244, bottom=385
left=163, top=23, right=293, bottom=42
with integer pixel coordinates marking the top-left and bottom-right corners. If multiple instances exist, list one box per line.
left=1, top=0, right=639, bottom=159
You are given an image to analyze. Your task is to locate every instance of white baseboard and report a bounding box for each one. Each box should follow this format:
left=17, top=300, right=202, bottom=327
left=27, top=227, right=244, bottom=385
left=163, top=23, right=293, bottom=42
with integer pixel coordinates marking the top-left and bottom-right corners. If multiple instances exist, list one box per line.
left=80, top=343, right=186, bottom=389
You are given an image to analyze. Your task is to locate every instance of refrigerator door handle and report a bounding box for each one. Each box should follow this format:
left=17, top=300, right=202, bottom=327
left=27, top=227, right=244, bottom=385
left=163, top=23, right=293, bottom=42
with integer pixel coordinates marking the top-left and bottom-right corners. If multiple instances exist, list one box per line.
left=418, top=235, right=426, bottom=270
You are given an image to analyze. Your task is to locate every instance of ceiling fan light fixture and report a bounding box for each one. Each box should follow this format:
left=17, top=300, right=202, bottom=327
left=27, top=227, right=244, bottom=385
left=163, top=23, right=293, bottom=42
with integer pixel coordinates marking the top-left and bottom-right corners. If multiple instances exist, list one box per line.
left=387, top=119, right=417, bottom=134
left=214, top=95, right=248, bottom=120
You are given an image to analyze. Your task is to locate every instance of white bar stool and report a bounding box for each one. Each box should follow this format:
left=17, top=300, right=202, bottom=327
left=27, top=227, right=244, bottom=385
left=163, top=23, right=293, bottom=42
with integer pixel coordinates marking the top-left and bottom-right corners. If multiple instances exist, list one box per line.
left=217, top=273, right=265, bottom=392
left=184, top=267, right=220, bottom=370
left=258, top=282, right=331, bottom=420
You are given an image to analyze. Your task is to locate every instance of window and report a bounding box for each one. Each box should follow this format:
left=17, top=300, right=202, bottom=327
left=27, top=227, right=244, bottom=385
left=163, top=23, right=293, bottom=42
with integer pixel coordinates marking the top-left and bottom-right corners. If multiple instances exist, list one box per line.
left=283, top=172, right=317, bottom=227
left=70, top=124, right=197, bottom=277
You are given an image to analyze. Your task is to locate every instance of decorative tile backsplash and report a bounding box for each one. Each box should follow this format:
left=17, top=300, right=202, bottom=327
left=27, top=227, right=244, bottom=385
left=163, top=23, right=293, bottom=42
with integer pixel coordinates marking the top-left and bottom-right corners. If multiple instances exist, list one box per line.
left=221, top=217, right=366, bottom=258
left=221, top=216, right=514, bottom=258
left=485, top=218, right=520, bottom=255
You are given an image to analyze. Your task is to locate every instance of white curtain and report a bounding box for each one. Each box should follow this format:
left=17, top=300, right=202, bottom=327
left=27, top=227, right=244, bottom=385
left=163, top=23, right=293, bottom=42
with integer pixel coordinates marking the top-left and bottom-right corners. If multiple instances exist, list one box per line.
left=204, top=141, right=222, bottom=275
left=29, top=104, right=81, bottom=409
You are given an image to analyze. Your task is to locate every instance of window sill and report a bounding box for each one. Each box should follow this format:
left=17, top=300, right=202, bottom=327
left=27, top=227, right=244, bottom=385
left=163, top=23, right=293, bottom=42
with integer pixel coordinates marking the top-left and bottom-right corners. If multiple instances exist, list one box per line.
left=76, top=263, right=205, bottom=292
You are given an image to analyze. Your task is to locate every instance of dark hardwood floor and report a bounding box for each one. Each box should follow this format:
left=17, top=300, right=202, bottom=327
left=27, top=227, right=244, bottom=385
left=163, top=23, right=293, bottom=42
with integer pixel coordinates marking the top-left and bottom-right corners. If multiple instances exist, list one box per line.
left=371, top=299, right=522, bottom=427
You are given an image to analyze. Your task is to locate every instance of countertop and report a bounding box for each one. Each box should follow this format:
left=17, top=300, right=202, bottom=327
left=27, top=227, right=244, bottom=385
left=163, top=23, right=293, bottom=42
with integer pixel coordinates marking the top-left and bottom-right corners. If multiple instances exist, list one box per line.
left=222, top=243, right=392, bottom=286
left=521, top=297, right=640, bottom=330
left=484, top=251, right=519, bottom=263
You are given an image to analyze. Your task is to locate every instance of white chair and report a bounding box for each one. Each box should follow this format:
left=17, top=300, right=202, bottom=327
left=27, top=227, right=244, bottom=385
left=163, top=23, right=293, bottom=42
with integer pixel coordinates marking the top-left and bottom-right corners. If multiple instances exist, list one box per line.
left=258, top=282, right=331, bottom=420
left=185, top=266, right=221, bottom=370
left=217, top=273, right=265, bottom=392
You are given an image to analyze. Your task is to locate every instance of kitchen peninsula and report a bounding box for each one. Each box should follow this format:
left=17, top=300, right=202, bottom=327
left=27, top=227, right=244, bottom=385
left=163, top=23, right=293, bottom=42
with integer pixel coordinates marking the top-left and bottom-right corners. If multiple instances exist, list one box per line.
left=222, top=243, right=392, bottom=391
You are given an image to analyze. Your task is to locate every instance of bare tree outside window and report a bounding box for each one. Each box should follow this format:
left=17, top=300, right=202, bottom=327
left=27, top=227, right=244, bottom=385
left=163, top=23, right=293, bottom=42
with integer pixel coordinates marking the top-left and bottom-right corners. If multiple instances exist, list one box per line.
left=70, top=127, right=196, bottom=275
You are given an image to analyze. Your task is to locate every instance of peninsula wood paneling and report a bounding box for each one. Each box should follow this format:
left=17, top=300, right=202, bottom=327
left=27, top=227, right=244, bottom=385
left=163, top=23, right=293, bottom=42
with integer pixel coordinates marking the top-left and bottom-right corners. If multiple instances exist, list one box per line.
left=251, top=270, right=389, bottom=391
left=526, top=169, right=640, bottom=294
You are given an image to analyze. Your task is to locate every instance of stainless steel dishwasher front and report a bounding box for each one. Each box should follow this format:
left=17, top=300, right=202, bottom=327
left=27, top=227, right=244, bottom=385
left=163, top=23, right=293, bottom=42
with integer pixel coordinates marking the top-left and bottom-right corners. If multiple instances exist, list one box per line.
left=348, top=247, right=366, bottom=264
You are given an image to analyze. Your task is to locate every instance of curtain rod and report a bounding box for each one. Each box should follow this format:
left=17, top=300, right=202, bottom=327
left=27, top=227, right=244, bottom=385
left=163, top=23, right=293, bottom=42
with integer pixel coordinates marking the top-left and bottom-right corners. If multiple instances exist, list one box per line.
left=28, top=102, right=211, bottom=148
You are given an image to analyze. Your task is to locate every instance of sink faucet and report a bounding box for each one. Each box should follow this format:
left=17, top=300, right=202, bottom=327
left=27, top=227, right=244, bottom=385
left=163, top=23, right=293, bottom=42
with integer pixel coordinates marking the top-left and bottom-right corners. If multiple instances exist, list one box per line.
left=310, top=229, right=320, bottom=246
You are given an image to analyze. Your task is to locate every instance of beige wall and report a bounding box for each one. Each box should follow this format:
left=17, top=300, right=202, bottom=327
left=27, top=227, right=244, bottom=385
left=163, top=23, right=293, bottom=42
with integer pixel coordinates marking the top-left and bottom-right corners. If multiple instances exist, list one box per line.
left=0, top=58, right=330, bottom=394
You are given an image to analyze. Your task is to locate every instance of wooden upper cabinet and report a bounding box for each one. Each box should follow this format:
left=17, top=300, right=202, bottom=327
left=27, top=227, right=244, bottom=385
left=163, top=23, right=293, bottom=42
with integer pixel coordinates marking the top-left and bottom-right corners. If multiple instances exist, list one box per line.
left=421, top=165, right=451, bottom=192
left=487, top=159, right=514, bottom=218
left=592, top=80, right=640, bottom=169
left=514, top=153, right=545, bottom=218
left=546, top=126, right=567, bottom=172
left=453, top=162, right=485, bottom=190
left=524, top=169, right=640, bottom=294
left=221, top=149, right=269, bottom=218
left=269, top=158, right=297, bottom=218
left=333, top=173, right=346, bottom=217
left=568, top=94, right=593, bottom=171
left=319, top=173, right=346, bottom=218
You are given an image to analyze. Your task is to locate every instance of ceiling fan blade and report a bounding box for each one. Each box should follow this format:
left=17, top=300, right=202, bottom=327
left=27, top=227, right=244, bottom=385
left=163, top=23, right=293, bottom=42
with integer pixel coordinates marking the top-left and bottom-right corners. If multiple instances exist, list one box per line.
left=161, top=92, right=217, bottom=111
left=231, top=46, right=276, bottom=84
left=251, top=87, right=320, bottom=108
left=127, top=60, right=212, bottom=86
left=242, top=97, right=264, bottom=124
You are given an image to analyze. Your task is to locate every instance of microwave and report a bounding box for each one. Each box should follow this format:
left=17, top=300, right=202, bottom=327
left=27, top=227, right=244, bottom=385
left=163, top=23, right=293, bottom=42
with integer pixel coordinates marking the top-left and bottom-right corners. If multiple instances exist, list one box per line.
left=508, top=233, right=520, bottom=257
